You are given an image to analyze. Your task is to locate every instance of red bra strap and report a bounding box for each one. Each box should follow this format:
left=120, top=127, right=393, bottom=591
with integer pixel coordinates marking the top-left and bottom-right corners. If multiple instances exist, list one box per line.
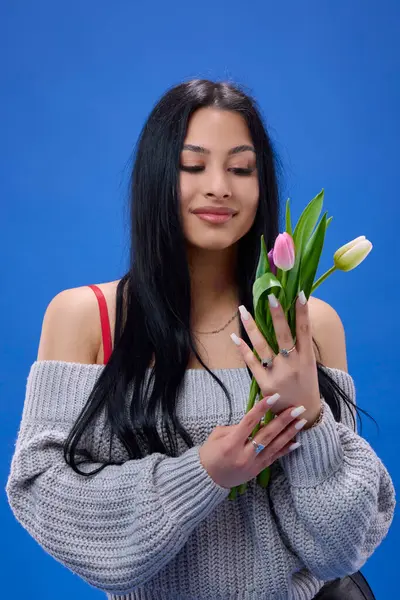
left=88, top=285, right=112, bottom=364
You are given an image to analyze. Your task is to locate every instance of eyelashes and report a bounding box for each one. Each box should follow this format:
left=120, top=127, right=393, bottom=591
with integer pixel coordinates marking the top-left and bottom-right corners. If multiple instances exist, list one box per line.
left=179, top=166, right=255, bottom=176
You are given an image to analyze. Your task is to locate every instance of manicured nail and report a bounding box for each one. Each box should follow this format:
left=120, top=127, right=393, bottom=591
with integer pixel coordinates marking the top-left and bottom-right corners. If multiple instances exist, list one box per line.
left=289, top=442, right=301, bottom=451
left=238, top=305, right=250, bottom=320
left=298, top=290, right=307, bottom=305
left=295, top=418, right=308, bottom=430
left=230, top=333, right=241, bottom=346
left=268, top=293, right=279, bottom=308
left=265, top=393, right=280, bottom=406
left=291, top=405, right=306, bottom=418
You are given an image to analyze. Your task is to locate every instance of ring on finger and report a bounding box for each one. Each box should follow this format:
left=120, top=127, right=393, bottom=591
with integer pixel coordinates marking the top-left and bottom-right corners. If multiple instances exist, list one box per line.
left=261, top=355, right=275, bottom=369
left=247, top=437, right=266, bottom=455
left=279, top=344, right=296, bottom=358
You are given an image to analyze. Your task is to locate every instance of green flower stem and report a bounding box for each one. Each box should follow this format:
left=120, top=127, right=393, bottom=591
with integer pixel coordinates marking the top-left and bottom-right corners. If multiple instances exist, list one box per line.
left=311, top=265, right=336, bottom=293
left=228, top=487, right=238, bottom=500
left=280, top=270, right=288, bottom=295
left=237, top=482, right=248, bottom=495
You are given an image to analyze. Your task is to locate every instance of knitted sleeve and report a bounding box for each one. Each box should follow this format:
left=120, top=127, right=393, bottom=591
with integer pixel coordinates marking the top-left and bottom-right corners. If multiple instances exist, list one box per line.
left=5, top=361, right=229, bottom=596
left=268, top=368, right=396, bottom=581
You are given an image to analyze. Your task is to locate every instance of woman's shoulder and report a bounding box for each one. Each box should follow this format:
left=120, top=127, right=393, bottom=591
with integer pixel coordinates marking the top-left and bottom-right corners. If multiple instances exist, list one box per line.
left=308, top=295, right=349, bottom=373
left=36, top=280, right=121, bottom=365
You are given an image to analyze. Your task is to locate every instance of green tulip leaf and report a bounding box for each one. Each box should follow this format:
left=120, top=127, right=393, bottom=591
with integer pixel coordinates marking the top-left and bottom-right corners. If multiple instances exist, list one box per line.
left=285, top=189, right=324, bottom=306
left=255, top=299, right=277, bottom=350
left=253, top=272, right=285, bottom=313
left=256, top=235, right=271, bottom=280
left=300, top=213, right=328, bottom=300
left=293, top=189, right=325, bottom=251
left=253, top=273, right=285, bottom=353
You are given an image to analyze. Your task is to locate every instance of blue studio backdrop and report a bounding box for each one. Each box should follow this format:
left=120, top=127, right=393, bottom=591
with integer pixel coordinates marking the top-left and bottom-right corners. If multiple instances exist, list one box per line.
left=1, top=1, right=398, bottom=598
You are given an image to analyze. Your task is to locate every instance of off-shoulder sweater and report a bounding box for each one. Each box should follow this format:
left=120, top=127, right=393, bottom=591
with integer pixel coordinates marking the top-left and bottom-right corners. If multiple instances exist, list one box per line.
left=5, top=361, right=396, bottom=599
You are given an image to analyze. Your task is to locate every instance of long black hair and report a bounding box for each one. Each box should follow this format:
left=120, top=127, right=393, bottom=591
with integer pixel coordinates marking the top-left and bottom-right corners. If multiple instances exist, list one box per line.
left=63, top=78, right=377, bottom=475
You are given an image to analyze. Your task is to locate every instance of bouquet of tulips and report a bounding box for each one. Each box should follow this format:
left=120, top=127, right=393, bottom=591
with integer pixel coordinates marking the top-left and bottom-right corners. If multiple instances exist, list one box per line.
left=228, top=188, right=372, bottom=501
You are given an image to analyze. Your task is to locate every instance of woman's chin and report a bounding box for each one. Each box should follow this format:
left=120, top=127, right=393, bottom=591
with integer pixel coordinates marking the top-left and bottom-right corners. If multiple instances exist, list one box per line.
left=185, top=231, right=236, bottom=249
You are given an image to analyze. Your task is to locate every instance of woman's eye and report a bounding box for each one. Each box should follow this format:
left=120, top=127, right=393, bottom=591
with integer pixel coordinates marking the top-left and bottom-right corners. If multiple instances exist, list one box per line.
left=180, top=165, right=204, bottom=173
left=179, top=165, right=254, bottom=176
left=229, top=168, right=254, bottom=176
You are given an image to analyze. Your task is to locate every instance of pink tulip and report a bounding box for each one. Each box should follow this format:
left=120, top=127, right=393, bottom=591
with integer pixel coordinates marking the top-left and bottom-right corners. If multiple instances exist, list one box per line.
left=273, top=232, right=295, bottom=271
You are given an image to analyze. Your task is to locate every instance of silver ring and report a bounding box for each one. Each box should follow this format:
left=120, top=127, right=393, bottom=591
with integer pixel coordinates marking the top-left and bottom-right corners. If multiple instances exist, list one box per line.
left=248, top=436, right=265, bottom=455
left=261, top=355, right=275, bottom=369
left=279, top=344, right=296, bottom=357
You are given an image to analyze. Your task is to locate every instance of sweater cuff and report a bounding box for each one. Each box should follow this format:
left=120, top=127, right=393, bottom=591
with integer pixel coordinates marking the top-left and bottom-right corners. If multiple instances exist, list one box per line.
left=278, top=399, right=344, bottom=487
left=154, top=446, right=230, bottom=532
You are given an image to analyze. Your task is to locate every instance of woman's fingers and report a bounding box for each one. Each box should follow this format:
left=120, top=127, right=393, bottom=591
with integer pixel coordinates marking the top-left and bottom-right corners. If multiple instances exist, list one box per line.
left=268, top=437, right=302, bottom=464
left=234, top=392, right=307, bottom=449
left=233, top=394, right=281, bottom=444
left=232, top=337, right=277, bottom=395
left=244, top=404, right=306, bottom=461
left=238, top=293, right=295, bottom=358
left=200, top=398, right=307, bottom=489
left=237, top=291, right=313, bottom=366
left=294, top=291, right=314, bottom=360
left=238, top=304, right=275, bottom=361
left=265, top=293, right=295, bottom=351
left=251, top=407, right=307, bottom=466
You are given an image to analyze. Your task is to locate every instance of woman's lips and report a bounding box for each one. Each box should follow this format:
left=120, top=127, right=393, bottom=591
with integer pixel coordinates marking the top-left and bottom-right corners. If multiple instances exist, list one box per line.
left=194, top=213, right=234, bottom=223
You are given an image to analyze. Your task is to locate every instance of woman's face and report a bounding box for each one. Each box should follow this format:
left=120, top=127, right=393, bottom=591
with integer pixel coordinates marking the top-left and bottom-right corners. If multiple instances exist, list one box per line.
left=179, top=107, right=259, bottom=251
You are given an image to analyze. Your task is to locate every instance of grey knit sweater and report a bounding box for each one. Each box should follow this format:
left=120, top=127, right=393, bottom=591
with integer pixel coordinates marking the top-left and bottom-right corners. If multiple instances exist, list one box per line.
left=6, top=360, right=395, bottom=599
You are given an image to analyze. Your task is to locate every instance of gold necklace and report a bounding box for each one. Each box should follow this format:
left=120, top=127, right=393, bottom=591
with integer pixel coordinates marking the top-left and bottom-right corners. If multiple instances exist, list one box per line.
left=193, top=309, right=240, bottom=335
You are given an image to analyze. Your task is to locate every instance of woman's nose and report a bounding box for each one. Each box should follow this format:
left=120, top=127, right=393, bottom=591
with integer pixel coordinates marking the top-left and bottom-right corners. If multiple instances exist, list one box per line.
left=204, top=172, right=232, bottom=199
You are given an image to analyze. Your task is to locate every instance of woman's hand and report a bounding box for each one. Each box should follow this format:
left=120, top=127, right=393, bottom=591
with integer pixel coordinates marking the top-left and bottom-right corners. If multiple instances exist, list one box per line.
left=232, top=291, right=322, bottom=429
left=199, top=398, right=308, bottom=489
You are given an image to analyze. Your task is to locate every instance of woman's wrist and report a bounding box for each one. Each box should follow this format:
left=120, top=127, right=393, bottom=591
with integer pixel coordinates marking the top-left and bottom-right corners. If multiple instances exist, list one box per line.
left=303, top=401, right=324, bottom=430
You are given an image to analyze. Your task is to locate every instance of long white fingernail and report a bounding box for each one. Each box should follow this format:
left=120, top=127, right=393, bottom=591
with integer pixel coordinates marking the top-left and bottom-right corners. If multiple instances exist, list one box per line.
left=230, top=333, right=241, bottom=346
left=238, top=305, right=250, bottom=320
left=298, top=290, right=307, bottom=305
left=268, top=293, right=279, bottom=308
left=295, top=418, right=308, bottom=430
left=291, top=405, right=306, bottom=418
left=289, top=442, right=301, bottom=451
left=266, top=393, right=280, bottom=406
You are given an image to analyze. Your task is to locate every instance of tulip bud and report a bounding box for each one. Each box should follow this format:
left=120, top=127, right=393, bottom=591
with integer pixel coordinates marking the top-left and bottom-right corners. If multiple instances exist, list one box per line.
left=333, top=236, right=373, bottom=272
left=273, top=233, right=295, bottom=271
left=267, top=248, right=277, bottom=275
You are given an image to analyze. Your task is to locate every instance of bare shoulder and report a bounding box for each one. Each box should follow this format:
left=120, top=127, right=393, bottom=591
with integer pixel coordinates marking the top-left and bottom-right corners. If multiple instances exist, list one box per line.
left=37, top=280, right=121, bottom=364
left=308, top=295, right=348, bottom=373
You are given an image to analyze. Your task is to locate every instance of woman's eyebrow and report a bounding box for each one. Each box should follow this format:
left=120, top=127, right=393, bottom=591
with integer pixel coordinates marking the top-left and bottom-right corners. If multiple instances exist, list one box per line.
left=182, top=144, right=256, bottom=155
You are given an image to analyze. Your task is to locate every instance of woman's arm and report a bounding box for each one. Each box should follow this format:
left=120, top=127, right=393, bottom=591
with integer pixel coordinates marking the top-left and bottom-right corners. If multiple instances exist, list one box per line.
left=6, top=290, right=229, bottom=595
left=269, top=394, right=395, bottom=580
left=268, top=301, right=396, bottom=580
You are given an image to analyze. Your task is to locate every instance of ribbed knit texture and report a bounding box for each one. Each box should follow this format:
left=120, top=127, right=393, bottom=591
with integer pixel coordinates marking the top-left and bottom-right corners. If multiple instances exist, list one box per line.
left=5, top=361, right=395, bottom=599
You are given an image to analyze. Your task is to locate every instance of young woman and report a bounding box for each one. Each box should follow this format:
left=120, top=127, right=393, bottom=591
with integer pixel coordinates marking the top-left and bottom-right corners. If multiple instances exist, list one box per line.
left=6, top=79, right=394, bottom=600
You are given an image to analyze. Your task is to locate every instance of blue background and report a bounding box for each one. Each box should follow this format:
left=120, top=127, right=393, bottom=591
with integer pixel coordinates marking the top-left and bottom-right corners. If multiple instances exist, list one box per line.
left=1, top=1, right=399, bottom=598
